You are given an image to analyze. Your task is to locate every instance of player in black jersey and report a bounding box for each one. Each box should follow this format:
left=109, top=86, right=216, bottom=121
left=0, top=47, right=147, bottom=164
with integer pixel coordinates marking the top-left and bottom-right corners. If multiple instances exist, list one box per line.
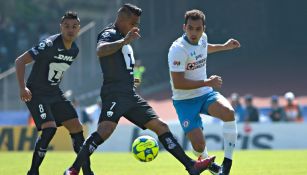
left=64, top=4, right=215, bottom=175
left=15, top=11, right=94, bottom=175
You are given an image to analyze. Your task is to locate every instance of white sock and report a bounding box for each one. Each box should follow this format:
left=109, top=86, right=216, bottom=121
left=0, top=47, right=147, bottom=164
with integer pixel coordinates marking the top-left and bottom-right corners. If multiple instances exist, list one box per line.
left=223, top=121, right=238, bottom=160
left=193, top=146, right=209, bottom=158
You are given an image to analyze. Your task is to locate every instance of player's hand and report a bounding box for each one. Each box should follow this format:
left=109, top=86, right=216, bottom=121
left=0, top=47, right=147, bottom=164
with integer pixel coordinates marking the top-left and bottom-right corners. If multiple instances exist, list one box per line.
left=207, top=75, right=222, bottom=88
left=224, top=38, right=241, bottom=50
left=134, top=78, right=141, bottom=87
left=20, top=87, right=32, bottom=102
left=123, top=27, right=141, bottom=45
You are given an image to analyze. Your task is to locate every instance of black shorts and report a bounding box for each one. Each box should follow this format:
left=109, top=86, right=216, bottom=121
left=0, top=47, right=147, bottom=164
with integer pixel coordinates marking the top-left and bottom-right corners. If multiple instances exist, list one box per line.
left=99, top=93, right=158, bottom=129
left=26, top=93, right=78, bottom=131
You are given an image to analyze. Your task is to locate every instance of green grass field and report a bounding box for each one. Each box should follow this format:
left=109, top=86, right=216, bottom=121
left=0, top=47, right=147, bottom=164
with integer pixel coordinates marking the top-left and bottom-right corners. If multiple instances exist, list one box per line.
left=1, top=150, right=307, bottom=175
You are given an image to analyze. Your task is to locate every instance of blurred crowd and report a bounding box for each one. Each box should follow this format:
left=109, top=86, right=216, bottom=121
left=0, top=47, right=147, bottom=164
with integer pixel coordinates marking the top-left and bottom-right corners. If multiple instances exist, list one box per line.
left=230, top=91, right=304, bottom=123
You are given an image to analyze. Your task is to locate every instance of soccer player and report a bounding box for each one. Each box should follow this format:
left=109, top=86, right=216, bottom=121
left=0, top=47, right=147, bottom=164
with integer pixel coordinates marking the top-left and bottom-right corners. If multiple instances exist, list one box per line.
left=64, top=4, right=215, bottom=175
left=15, top=11, right=94, bottom=175
left=168, top=10, right=241, bottom=175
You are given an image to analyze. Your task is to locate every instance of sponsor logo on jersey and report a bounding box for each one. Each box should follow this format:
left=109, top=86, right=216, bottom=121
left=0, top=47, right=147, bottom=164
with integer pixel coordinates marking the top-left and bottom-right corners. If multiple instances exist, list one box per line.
left=54, top=54, right=74, bottom=62
left=45, top=39, right=53, bottom=47
left=186, top=58, right=206, bottom=70
left=190, top=51, right=196, bottom=57
left=173, top=60, right=181, bottom=66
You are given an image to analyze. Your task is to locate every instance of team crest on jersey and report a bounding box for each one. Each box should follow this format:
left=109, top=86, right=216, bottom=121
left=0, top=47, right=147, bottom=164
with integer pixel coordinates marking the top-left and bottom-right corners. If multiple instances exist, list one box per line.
left=107, top=111, right=114, bottom=117
left=45, top=39, right=53, bottom=47
left=40, top=113, right=47, bottom=119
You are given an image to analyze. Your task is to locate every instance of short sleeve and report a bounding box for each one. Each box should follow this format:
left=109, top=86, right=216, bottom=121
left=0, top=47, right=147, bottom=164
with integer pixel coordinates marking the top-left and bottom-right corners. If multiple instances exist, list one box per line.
left=168, top=44, right=187, bottom=72
left=28, top=39, right=53, bottom=60
left=97, top=29, right=117, bottom=44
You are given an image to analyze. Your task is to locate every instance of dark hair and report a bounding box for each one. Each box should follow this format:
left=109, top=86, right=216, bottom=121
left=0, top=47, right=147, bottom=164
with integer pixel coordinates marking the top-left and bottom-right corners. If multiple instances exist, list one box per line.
left=184, top=9, right=205, bottom=26
left=119, top=3, right=142, bottom=17
left=61, top=11, right=80, bottom=23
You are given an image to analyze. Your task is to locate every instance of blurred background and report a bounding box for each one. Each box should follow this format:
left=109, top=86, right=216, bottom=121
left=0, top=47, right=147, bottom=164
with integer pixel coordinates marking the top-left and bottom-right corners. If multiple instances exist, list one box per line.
left=0, top=0, right=307, bottom=151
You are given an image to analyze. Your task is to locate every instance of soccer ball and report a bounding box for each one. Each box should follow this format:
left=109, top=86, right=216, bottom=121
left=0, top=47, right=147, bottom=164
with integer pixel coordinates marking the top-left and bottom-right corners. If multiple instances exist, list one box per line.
left=131, top=135, right=159, bottom=162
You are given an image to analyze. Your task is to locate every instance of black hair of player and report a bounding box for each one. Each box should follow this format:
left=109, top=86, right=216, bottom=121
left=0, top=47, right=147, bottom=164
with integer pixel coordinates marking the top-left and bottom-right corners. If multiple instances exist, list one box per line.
left=61, top=11, right=80, bottom=23
left=184, top=9, right=205, bottom=26
left=119, top=3, right=142, bottom=17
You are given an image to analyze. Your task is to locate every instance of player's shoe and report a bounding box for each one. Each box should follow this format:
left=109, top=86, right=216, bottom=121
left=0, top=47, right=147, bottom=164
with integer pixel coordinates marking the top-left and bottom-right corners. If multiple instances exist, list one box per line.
left=27, top=170, right=39, bottom=175
left=197, top=156, right=222, bottom=175
left=209, top=162, right=222, bottom=175
left=188, top=155, right=216, bottom=175
left=82, top=170, right=95, bottom=175
left=219, top=158, right=232, bottom=175
left=63, top=167, right=79, bottom=175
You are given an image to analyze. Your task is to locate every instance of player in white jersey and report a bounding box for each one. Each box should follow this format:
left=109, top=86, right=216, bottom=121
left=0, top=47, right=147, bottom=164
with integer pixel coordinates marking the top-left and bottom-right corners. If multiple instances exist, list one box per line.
left=168, top=9, right=240, bottom=175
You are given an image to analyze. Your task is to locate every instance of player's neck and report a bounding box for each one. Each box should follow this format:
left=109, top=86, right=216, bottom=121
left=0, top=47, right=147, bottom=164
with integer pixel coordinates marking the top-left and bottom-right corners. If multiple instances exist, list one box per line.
left=62, top=38, right=73, bottom=50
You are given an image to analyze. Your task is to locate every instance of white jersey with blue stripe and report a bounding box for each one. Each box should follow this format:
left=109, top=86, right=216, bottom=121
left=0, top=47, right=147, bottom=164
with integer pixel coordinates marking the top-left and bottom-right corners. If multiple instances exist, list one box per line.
left=168, top=33, right=213, bottom=100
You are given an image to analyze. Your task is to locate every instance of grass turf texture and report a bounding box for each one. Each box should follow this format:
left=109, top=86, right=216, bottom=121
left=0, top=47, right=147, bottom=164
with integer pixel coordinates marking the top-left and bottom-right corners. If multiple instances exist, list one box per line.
left=0, top=150, right=306, bottom=175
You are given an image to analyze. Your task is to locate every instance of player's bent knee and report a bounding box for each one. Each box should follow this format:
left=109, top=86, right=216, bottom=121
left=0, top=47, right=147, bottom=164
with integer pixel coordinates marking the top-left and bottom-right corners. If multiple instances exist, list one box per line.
left=223, top=108, right=235, bottom=121
left=146, top=119, right=170, bottom=135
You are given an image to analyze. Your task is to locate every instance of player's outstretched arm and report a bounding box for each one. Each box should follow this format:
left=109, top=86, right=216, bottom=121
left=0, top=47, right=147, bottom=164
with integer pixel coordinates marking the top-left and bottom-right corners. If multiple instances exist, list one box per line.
left=208, top=38, right=240, bottom=54
left=15, top=52, right=33, bottom=102
left=97, top=27, right=141, bottom=58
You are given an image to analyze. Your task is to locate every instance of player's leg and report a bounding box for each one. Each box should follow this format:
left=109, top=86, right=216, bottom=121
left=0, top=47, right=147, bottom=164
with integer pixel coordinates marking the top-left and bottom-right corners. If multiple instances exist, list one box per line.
left=65, top=98, right=126, bottom=175
left=64, top=121, right=116, bottom=175
left=26, top=100, right=57, bottom=175
left=186, top=128, right=207, bottom=157
left=206, top=92, right=237, bottom=175
left=53, top=100, right=94, bottom=175
left=125, top=95, right=215, bottom=175
left=173, top=96, right=221, bottom=174
left=173, top=96, right=208, bottom=158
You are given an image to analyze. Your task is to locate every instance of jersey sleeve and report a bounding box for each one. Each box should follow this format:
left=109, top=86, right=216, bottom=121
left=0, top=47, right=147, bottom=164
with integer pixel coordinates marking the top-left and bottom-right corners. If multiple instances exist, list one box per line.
left=27, top=39, right=53, bottom=60
left=97, top=29, right=117, bottom=44
left=168, top=44, right=188, bottom=72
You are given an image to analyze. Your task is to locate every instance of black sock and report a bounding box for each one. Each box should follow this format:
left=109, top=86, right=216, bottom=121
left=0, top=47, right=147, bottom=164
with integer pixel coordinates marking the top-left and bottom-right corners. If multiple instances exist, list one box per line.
left=222, top=157, right=232, bottom=174
left=72, top=132, right=104, bottom=171
left=158, top=132, right=194, bottom=169
left=70, top=131, right=93, bottom=175
left=29, top=127, right=56, bottom=173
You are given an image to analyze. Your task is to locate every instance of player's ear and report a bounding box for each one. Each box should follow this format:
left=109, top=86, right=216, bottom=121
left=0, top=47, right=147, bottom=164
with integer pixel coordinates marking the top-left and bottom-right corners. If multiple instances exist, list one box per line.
left=182, top=24, right=186, bottom=32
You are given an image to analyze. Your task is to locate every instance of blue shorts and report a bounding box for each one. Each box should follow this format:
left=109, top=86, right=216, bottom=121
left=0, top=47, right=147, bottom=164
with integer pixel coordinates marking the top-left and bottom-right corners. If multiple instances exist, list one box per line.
left=173, top=91, right=222, bottom=133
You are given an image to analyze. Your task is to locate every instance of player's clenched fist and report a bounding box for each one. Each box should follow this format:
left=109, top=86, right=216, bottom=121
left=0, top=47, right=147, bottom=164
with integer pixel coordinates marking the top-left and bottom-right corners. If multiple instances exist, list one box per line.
left=208, top=75, right=222, bottom=88
left=224, top=38, right=241, bottom=50
left=123, top=27, right=141, bottom=44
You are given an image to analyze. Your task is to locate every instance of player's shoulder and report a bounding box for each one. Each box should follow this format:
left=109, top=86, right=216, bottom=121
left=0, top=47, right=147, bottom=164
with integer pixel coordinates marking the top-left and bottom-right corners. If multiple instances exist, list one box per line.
left=169, top=36, right=186, bottom=52
left=36, top=34, right=60, bottom=51
left=97, top=24, right=122, bottom=41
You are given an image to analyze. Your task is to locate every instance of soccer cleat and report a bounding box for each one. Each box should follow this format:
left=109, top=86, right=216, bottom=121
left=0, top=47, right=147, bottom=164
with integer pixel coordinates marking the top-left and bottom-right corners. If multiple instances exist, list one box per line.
left=27, top=170, right=39, bottom=175
left=82, top=169, right=95, bottom=175
left=188, top=155, right=216, bottom=175
left=197, top=156, right=222, bottom=175
left=63, top=167, right=79, bottom=175
left=208, top=162, right=222, bottom=175
left=84, top=171, right=94, bottom=175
